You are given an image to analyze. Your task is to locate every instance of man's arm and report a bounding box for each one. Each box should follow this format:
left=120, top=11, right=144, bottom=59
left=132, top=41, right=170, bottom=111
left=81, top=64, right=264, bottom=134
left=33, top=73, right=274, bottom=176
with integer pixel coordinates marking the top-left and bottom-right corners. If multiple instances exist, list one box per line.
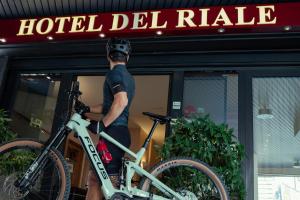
left=89, top=104, right=103, bottom=114
left=84, top=104, right=102, bottom=120
left=102, top=92, right=128, bottom=127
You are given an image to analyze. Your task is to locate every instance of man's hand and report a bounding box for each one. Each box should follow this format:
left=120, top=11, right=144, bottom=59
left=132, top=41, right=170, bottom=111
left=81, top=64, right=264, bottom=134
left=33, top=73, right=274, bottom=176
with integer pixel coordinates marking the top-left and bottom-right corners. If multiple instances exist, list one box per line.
left=87, top=120, right=106, bottom=134
left=74, top=100, right=90, bottom=118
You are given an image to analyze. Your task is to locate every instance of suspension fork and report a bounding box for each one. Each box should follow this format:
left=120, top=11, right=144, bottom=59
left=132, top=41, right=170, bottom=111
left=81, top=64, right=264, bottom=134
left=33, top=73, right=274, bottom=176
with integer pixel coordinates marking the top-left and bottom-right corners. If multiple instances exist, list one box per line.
left=14, top=126, right=72, bottom=192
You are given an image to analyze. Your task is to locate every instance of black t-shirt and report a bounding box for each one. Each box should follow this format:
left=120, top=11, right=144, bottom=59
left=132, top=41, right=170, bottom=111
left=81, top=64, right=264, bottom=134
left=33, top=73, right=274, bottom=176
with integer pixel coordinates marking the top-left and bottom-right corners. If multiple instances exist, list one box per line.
left=102, top=64, right=135, bottom=127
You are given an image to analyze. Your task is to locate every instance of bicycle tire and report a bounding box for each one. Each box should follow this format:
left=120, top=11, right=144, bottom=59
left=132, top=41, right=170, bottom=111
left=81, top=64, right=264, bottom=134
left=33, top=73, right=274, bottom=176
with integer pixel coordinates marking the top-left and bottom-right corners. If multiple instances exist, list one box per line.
left=139, top=157, right=229, bottom=200
left=0, top=139, right=71, bottom=200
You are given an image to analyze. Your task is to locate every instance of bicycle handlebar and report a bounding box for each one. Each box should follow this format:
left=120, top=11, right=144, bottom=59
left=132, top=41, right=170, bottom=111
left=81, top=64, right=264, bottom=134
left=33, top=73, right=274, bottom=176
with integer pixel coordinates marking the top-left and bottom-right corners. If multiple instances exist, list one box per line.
left=65, top=81, right=89, bottom=119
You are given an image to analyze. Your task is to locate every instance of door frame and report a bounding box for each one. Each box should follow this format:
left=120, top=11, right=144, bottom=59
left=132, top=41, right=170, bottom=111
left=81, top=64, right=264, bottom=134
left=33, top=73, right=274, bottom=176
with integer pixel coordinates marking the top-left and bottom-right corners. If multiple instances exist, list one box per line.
left=239, top=69, right=300, bottom=200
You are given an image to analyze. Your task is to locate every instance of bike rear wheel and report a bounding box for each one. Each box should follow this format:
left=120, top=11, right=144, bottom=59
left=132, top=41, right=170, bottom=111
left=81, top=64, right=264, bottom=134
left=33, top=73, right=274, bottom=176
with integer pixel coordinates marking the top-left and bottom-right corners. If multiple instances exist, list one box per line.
left=0, top=139, right=71, bottom=200
left=139, top=157, right=229, bottom=200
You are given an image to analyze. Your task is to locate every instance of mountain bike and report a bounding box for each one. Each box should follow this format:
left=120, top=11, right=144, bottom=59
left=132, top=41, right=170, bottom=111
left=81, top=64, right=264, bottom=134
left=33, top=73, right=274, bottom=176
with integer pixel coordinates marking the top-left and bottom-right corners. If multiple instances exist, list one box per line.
left=0, top=81, right=229, bottom=200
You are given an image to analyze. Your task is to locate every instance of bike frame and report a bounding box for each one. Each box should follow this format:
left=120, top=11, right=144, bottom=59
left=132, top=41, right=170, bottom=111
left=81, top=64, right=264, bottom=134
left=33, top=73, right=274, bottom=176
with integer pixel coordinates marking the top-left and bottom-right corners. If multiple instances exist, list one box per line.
left=66, top=113, right=184, bottom=200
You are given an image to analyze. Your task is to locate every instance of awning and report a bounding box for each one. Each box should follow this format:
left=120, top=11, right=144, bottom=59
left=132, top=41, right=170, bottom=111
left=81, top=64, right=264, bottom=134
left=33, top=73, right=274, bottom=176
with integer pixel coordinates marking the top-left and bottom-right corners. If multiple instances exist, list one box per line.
left=0, top=0, right=298, bottom=19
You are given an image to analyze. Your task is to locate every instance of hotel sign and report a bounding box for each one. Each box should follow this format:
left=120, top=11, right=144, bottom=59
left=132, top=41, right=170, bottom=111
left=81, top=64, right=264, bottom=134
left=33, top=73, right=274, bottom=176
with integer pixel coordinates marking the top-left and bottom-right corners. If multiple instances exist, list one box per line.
left=0, top=2, right=299, bottom=43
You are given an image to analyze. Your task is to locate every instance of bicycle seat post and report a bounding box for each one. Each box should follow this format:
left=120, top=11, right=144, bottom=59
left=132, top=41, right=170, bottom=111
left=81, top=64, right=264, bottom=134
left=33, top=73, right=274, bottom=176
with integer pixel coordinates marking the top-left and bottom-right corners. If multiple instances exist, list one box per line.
left=142, top=119, right=159, bottom=149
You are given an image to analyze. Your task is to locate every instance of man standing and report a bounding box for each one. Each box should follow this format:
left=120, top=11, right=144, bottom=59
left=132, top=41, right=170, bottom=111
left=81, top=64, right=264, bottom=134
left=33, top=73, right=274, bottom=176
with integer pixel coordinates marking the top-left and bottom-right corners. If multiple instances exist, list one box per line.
left=85, top=38, right=135, bottom=200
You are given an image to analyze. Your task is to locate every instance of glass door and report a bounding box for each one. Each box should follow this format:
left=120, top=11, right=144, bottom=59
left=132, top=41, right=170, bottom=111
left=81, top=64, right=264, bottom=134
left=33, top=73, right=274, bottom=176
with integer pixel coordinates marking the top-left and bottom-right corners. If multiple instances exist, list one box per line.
left=253, top=77, right=300, bottom=200
left=9, top=74, right=61, bottom=142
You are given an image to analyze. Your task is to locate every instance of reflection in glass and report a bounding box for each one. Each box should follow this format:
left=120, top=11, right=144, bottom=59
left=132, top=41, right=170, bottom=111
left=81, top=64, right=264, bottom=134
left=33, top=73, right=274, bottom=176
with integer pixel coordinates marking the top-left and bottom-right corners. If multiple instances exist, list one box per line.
left=10, top=75, right=60, bottom=142
left=183, top=75, right=238, bottom=137
left=253, top=78, right=300, bottom=200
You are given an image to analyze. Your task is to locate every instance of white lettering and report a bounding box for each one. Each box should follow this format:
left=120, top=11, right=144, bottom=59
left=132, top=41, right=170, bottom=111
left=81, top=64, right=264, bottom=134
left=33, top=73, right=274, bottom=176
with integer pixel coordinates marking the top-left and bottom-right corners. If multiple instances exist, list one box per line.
left=212, top=8, right=233, bottom=26
left=110, top=14, right=129, bottom=31
left=36, top=18, right=54, bottom=35
left=176, top=10, right=197, bottom=28
left=150, top=11, right=167, bottom=29
left=132, top=12, right=148, bottom=30
left=257, top=5, right=277, bottom=24
left=17, top=19, right=37, bottom=36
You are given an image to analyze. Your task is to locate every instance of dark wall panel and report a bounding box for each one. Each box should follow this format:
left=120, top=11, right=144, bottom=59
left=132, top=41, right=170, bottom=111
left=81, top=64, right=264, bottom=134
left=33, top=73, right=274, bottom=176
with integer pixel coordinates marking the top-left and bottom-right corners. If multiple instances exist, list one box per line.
left=112, top=0, right=120, bottom=11
left=54, top=0, right=64, bottom=15
left=97, top=0, right=105, bottom=12
left=7, top=0, right=20, bottom=17
left=104, top=0, right=112, bottom=12
left=83, top=0, right=91, bottom=13
left=74, top=0, right=83, bottom=13
left=35, top=0, right=45, bottom=15
left=0, top=2, right=5, bottom=17
left=40, top=0, right=51, bottom=16
left=90, top=0, right=98, bottom=13
left=118, top=0, right=127, bottom=11
left=1, top=0, right=13, bottom=18
left=1, top=0, right=300, bottom=19
left=0, top=56, right=8, bottom=99
left=62, top=0, right=71, bottom=15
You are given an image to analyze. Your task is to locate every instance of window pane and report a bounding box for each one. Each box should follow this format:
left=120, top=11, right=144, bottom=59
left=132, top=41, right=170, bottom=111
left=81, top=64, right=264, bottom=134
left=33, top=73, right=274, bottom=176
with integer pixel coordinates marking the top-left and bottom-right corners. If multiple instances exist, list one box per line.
left=258, top=176, right=300, bottom=199
left=183, top=75, right=238, bottom=137
left=10, top=75, right=60, bottom=142
left=253, top=77, right=300, bottom=200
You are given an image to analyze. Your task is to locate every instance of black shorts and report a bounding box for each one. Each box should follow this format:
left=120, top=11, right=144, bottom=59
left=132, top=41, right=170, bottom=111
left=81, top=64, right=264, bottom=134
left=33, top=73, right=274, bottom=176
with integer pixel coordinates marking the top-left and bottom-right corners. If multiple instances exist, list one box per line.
left=102, top=125, right=131, bottom=175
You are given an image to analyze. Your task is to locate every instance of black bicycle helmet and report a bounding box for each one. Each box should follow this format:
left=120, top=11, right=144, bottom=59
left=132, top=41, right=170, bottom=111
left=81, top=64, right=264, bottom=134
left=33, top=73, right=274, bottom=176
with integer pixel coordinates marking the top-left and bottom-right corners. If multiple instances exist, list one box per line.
left=106, top=38, right=131, bottom=57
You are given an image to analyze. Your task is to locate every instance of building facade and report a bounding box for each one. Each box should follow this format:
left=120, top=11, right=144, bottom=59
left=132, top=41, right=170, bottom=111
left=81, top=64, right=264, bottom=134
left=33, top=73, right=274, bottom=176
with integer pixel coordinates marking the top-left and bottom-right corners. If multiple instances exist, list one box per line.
left=1, top=1, right=300, bottom=199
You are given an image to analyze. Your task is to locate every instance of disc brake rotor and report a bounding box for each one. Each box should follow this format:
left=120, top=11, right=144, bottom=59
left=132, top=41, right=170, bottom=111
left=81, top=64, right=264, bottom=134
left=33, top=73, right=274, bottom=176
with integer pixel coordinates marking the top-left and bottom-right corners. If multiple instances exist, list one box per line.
left=179, top=189, right=197, bottom=200
left=2, top=173, right=29, bottom=200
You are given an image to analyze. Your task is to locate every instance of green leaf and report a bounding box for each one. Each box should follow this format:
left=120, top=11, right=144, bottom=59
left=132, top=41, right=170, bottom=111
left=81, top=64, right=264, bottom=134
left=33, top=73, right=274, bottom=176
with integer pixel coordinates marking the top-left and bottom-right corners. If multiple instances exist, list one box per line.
left=162, top=115, right=246, bottom=199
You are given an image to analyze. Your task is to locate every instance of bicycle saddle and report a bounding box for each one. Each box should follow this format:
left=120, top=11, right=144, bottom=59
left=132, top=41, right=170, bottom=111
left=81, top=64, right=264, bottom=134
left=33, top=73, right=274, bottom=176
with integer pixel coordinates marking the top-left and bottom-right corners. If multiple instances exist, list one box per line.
left=142, top=112, right=172, bottom=124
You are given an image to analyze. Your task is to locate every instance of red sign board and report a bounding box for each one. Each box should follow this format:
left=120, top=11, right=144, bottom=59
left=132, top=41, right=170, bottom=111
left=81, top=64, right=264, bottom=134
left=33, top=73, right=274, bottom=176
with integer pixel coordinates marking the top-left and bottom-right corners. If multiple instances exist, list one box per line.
left=0, top=2, right=299, bottom=44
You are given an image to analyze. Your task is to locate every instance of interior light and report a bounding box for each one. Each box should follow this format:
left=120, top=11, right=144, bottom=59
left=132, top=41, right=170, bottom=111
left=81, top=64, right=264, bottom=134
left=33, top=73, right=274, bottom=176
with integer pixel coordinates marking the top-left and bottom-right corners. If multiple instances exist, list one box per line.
left=47, top=36, right=54, bottom=40
left=46, top=76, right=51, bottom=80
left=257, top=108, right=274, bottom=120
left=99, top=33, right=106, bottom=38
left=218, top=28, right=225, bottom=33
left=0, top=38, right=6, bottom=43
left=156, top=31, right=163, bottom=35
left=284, top=26, right=292, bottom=31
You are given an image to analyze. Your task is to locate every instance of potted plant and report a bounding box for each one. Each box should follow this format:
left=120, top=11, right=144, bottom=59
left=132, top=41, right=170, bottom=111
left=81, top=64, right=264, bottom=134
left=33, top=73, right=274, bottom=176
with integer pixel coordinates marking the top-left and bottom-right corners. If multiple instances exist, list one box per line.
left=161, top=115, right=246, bottom=199
left=0, top=109, right=16, bottom=143
left=0, top=109, right=35, bottom=175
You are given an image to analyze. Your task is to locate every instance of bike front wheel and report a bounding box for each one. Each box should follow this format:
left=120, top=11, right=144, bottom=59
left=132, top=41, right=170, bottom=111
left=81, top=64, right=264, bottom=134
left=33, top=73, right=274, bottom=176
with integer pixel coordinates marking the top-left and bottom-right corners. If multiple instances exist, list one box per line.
left=139, top=157, right=229, bottom=200
left=0, top=139, right=71, bottom=200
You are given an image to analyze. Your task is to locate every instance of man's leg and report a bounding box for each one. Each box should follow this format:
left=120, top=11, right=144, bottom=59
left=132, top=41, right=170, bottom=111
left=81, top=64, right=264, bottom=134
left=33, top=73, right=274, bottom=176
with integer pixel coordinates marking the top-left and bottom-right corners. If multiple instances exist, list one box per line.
left=105, top=126, right=131, bottom=190
left=86, top=126, right=130, bottom=199
left=86, top=170, right=102, bottom=200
